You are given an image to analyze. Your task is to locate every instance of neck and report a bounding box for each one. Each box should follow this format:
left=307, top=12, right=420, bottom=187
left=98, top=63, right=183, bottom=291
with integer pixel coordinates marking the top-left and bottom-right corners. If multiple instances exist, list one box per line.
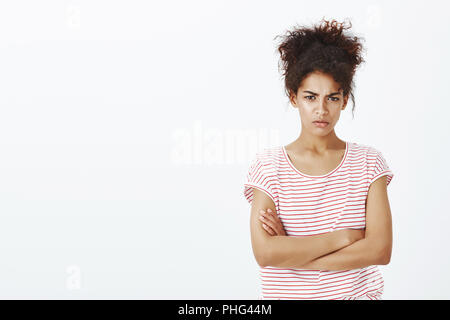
left=294, top=130, right=344, bottom=154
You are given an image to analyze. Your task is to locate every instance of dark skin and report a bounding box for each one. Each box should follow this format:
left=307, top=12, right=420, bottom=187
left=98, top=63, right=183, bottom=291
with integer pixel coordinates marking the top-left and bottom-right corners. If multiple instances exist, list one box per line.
left=259, top=71, right=392, bottom=270
left=259, top=208, right=286, bottom=236
left=260, top=70, right=348, bottom=236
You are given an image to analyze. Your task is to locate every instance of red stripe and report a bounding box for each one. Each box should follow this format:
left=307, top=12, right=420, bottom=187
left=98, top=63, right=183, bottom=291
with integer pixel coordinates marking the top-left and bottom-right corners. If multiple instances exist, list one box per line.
left=244, top=142, right=393, bottom=299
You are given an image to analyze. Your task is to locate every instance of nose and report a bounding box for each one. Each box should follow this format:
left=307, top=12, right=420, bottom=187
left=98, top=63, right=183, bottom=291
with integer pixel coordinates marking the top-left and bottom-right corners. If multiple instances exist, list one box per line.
left=315, top=99, right=329, bottom=116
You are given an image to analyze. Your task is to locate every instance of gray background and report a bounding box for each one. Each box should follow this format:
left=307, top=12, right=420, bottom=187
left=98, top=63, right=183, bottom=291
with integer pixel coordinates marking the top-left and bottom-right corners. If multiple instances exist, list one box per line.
left=0, top=0, right=448, bottom=299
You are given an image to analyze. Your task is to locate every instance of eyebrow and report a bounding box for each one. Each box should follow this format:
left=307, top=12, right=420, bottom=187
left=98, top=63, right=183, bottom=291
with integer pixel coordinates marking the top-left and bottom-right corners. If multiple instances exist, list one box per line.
left=302, top=90, right=341, bottom=96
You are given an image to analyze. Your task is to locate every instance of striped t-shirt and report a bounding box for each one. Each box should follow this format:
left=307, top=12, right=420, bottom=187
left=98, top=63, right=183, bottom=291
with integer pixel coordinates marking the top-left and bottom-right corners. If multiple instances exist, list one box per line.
left=243, top=141, right=394, bottom=300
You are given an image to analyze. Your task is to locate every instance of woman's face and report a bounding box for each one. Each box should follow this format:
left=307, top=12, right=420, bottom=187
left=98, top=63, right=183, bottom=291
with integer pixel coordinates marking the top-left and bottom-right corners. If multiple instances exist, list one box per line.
left=290, top=71, right=348, bottom=137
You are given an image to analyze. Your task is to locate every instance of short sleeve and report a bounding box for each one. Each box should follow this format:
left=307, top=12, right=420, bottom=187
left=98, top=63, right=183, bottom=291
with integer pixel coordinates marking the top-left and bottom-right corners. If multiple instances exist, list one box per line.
left=243, top=154, right=277, bottom=205
left=368, top=149, right=394, bottom=187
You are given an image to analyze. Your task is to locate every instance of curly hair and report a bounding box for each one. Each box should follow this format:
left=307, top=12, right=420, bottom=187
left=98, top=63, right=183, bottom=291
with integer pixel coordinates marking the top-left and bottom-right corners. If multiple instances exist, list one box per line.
left=274, top=18, right=366, bottom=118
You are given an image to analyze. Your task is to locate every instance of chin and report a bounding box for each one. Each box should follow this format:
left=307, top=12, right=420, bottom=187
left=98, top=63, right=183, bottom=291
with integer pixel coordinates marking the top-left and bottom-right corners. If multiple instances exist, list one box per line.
left=311, top=126, right=333, bottom=135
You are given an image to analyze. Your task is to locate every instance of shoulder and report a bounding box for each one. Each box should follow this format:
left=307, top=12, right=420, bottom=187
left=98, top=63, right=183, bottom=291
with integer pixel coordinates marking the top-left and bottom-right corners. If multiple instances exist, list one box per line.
left=244, top=146, right=282, bottom=201
left=248, top=146, right=282, bottom=178
left=349, top=141, right=391, bottom=172
left=352, top=142, right=393, bottom=185
left=251, top=145, right=282, bottom=166
left=350, top=141, right=384, bottom=158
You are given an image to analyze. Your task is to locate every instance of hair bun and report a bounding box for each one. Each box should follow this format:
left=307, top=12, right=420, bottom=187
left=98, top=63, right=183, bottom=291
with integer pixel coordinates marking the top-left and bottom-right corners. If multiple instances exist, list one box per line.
left=274, top=17, right=366, bottom=118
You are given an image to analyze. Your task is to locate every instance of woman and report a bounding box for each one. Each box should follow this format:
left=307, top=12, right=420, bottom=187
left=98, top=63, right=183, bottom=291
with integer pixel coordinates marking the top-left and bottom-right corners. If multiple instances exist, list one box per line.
left=243, top=18, right=394, bottom=300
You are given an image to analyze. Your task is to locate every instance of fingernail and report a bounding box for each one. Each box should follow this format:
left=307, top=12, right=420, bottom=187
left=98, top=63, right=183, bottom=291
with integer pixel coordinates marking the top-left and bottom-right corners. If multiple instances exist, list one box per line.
left=267, top=209, right=272, bottom=213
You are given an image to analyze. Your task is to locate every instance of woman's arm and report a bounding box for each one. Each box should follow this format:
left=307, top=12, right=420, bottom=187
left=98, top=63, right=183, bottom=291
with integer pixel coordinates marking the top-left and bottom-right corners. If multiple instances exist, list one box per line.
left=262, top=176, right=393, bottom=271
left=295, top=237, right=386, bottom=270
left=250, top=188, right=363, bottom=268
left=264, top=231, right=362, bottom=269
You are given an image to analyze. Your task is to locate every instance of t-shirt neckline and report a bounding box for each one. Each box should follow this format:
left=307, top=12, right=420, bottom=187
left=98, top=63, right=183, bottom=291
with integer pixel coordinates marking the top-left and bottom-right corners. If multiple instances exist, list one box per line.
left=282, top=141, right=350, bottom=178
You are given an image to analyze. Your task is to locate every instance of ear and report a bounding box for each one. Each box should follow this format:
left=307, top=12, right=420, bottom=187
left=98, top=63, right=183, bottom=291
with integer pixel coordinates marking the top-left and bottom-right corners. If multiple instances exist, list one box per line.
left=289, top=90, right=298, bottom=107
left=342, top=94, right=349, bottom=110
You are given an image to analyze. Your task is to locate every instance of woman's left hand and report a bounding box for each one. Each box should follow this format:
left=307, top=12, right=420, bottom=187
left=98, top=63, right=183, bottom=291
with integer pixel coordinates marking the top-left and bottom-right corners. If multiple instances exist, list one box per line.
left=259, top=209, right=287, bottom=236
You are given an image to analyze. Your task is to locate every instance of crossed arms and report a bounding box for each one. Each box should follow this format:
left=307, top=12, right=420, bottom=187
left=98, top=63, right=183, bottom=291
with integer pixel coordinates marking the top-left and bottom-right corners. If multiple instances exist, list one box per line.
left=249, top=176, right=392, bottom=271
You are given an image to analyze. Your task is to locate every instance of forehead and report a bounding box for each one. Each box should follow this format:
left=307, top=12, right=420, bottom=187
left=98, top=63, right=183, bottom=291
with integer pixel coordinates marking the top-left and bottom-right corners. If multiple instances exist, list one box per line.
left=299, top=71, right=341, bottom=91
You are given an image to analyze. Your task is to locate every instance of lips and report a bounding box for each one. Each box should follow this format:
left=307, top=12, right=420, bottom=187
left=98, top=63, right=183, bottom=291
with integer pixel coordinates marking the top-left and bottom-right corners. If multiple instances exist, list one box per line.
left=313, top=121, right=329, bottom=128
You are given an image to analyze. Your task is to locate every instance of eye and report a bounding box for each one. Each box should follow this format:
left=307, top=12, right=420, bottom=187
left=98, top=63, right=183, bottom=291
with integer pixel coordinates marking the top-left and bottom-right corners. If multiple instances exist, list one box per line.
left=304, top=96, right=340, bottom=101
